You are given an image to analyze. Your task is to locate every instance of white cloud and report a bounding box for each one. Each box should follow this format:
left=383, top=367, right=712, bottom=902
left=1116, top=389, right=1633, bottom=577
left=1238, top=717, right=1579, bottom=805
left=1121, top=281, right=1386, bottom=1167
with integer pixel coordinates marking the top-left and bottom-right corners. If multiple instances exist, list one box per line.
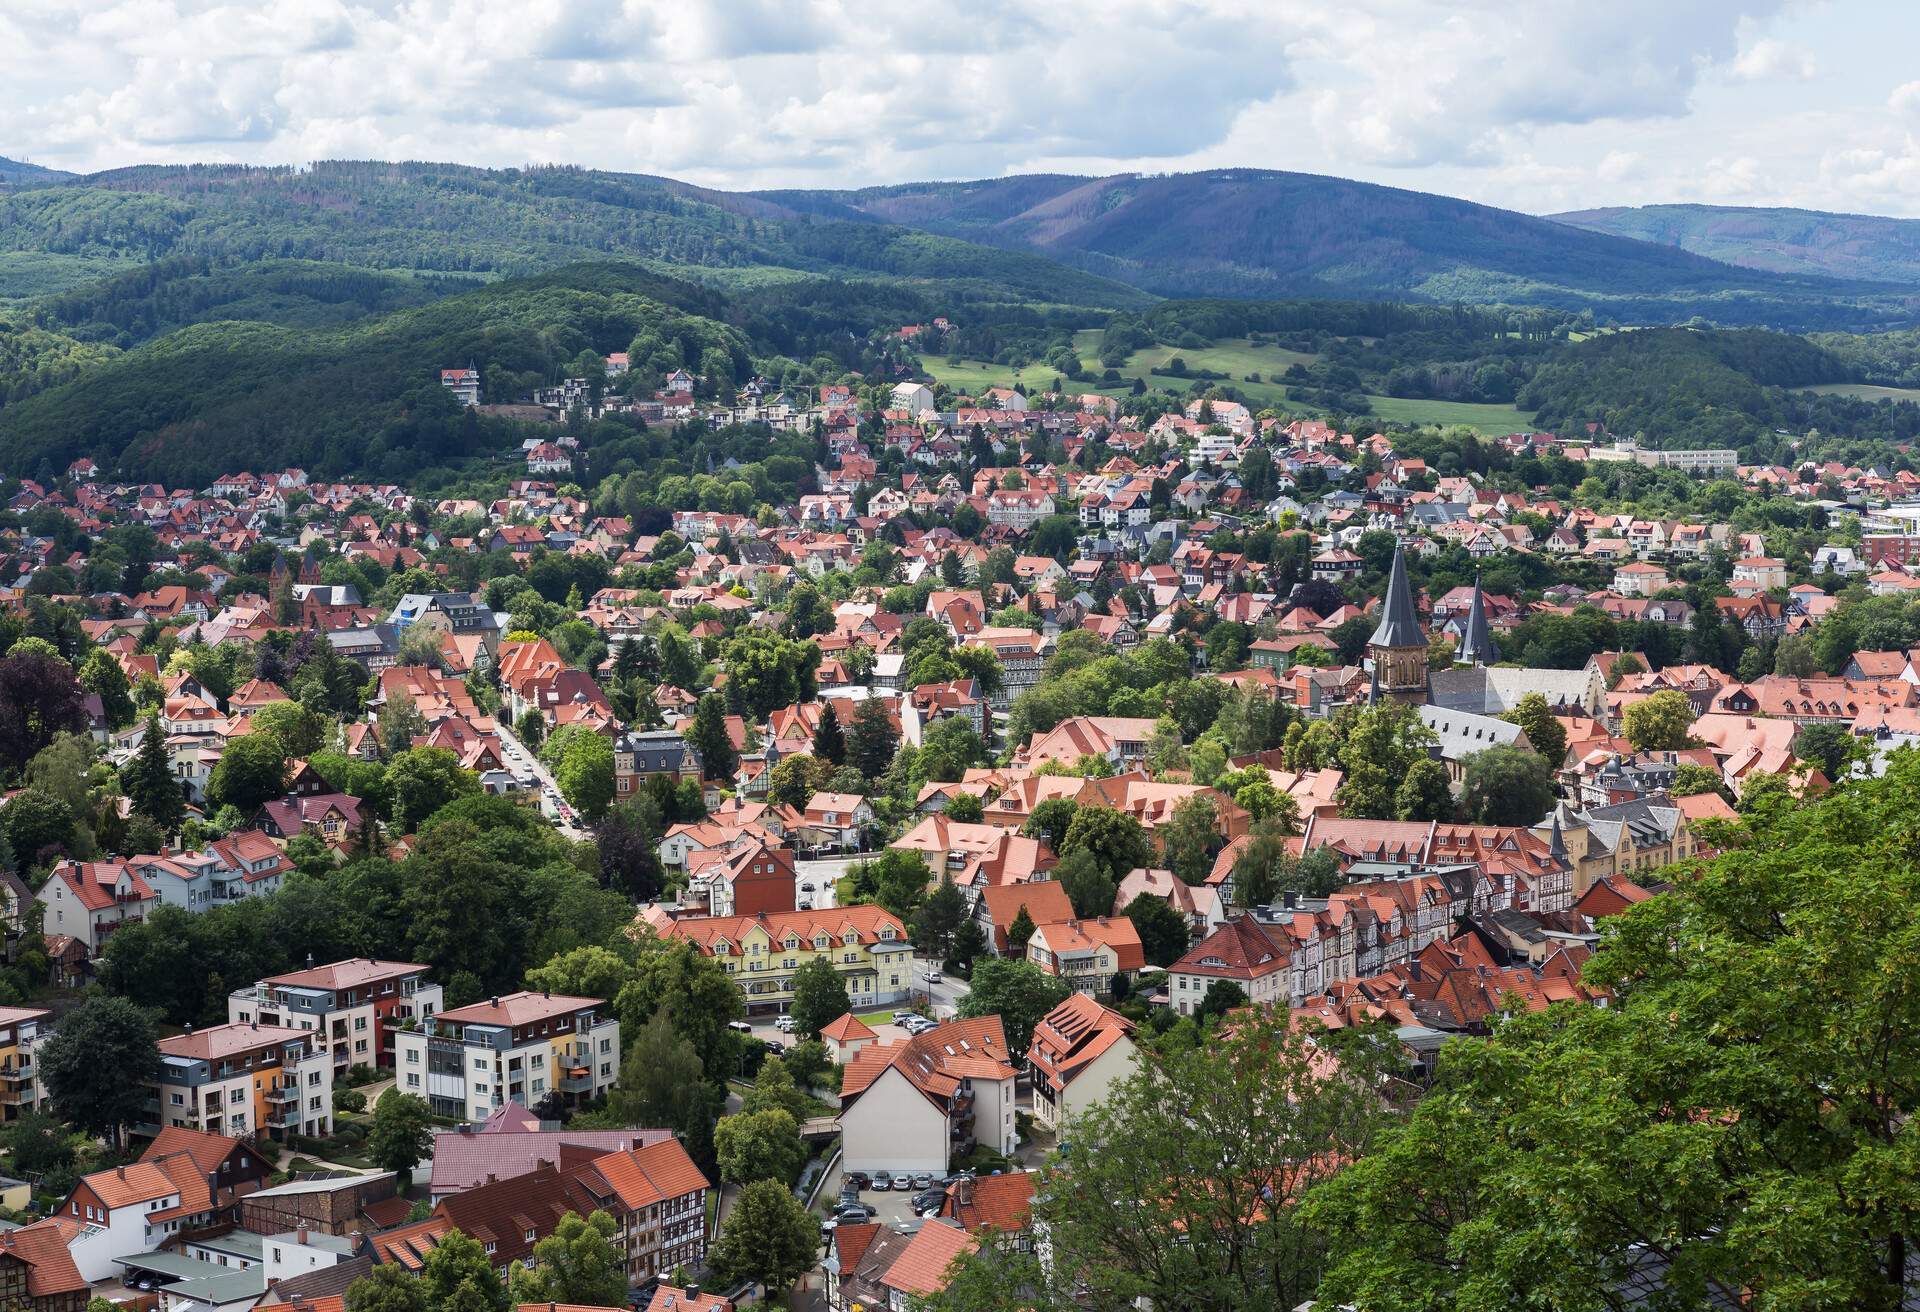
left=1729, top=37, right=1816, bottom=80
left=4, top=0, right=1919, bottom=219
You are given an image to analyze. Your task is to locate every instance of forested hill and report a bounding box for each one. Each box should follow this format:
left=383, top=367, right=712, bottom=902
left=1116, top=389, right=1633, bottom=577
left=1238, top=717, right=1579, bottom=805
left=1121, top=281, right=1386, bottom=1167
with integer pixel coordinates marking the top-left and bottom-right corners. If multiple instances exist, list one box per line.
left=0, top=160, right=1150, bottom=309
left=0, top=157, right=71, bottom=186
left=741, top=169, right=1916, bottom=329
left=1552, top=202, right=1920, bottom=286
left=0, top=262, right=769, bottom=487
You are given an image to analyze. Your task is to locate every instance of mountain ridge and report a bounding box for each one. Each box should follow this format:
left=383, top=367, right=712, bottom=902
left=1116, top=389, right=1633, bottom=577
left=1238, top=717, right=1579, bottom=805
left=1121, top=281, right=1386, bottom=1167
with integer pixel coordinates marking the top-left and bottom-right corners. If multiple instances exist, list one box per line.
left=0, top=159, right=1914, bottom=329
left=1551, top=202, right=1920, bottom=287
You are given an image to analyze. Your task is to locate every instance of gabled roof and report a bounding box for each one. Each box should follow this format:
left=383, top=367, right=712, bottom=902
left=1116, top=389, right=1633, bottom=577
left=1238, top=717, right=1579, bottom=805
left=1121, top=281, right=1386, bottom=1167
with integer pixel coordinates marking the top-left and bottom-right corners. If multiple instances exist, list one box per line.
left=881, top=1218, right=978, bottom=1297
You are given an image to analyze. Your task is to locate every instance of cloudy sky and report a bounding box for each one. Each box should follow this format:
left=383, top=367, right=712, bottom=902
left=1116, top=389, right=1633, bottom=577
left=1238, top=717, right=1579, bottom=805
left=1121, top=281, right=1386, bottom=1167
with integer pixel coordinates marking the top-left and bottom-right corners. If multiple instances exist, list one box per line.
left=4, top=0, right=1919, bottom=217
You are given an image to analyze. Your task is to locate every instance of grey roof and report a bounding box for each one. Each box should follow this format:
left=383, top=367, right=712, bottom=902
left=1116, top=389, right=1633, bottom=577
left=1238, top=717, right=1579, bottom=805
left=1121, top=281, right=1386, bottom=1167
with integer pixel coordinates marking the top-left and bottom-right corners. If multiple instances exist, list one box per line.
left=248, top=1171, right=397, bottom=1199
left=1418, top=705, right=1525, bottom=763
left=1457, top=575, right=1496, bottom=666
left=1368, top=539, right=1425, bottom=649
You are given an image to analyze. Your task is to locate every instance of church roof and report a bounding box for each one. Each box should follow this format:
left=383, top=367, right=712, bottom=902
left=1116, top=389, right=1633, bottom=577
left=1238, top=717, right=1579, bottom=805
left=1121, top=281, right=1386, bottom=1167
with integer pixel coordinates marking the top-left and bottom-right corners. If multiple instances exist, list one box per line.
left=1369, top=539, right=1425, bottom=650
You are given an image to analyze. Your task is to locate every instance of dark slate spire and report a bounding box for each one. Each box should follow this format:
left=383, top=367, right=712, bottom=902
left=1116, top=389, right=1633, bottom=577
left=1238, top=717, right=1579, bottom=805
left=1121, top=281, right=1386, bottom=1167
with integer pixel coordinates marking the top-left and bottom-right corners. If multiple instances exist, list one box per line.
left=1458, top=572, right=1496, bottom=666
left=1368, top=537, right=1424, bottom=649
left=1548, top=809, right=1568, bottom=863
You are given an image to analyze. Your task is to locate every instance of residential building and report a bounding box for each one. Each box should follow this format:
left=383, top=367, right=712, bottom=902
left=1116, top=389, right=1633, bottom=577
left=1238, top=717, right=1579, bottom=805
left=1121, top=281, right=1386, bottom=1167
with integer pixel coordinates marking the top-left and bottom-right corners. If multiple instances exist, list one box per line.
left=228, top=958, right=444, bottom=1073
left=652, top=906, right=914, bottom=1015
left=142, top=1025, right=334, bottom=1143
left=686, top=841, right=794, bottom=918
left=614, top=728, right=704, bottom=802
left=40, top=859, right=157, bottom=954
left=1024, top=917, right=1145, bottom=994
left=1168, top=917, right=1293, bottom=1016
left=428, top=1101, right=672, bottom=1201
left=1027, top=995, right=1137, bottom=1131
left=839, top=1017, right=1018, bottom=1173
left=393, top=992, right=619, bottom=1121
left=0, top=1219, right=88, bottom=1312
left=0, top=1007, right=48, bottom=1121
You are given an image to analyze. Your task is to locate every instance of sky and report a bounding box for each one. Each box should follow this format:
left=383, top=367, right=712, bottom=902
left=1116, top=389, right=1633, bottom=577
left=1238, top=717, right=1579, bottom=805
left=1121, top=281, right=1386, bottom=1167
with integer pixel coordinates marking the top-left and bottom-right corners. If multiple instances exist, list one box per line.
left=5, top=0, right=1920, bottom=217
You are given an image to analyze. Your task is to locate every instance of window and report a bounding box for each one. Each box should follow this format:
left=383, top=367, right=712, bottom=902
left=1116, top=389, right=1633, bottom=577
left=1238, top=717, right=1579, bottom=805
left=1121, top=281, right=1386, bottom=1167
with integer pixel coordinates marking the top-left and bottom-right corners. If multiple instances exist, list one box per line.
left=354, top=1016, right=368, bottom=1031
left=406, top=1074, right=420, bottom=1088
left=406, top=1049, right=420, bottom=1063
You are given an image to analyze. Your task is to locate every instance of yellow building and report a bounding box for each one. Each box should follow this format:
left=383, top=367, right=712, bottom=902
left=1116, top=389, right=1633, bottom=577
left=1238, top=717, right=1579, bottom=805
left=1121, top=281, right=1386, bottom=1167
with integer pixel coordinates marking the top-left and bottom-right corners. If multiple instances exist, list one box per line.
left=140, top=1023, right=333, bottom=1143
left=656, top=906, right=915, bottom=1015
left=0, top=1007, right=48, bottom=1122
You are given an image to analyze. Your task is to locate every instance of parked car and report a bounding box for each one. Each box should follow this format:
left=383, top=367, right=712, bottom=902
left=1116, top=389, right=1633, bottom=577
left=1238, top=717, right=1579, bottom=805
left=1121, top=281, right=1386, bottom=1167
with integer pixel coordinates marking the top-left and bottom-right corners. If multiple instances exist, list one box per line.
left=911, top=1172, right=934, bottom=1190
left=843, top=1171, right=870, bottom=1190
left=835, top=1202, right=876, bottom=1222
left=775, top=1015, right=795, bottom=1032
left=800, top=881, right=816, bottom=892
left=764, top=1039, right=785, bottom=1054
left=820, top=1216, right=839, bottom=1238
left=925, top=969, right=943, bottom=984
left=912, top=1188, right=945, bottom=1214
left=940, top=1170, right=975, bottom=1186
left=727, top=1020, right=752, bottom=1034
left=625, top=1278, right=660, bottom=1309
left=797, top=899, right=813, bottom=910
left=869, top=1170, right=894, bottom=1191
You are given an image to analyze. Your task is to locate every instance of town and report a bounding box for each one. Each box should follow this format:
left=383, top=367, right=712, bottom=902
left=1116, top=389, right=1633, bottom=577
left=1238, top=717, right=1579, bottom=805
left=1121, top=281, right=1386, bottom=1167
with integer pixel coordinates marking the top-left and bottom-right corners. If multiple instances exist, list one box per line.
left=0, top=336, right=1910, bottom=1312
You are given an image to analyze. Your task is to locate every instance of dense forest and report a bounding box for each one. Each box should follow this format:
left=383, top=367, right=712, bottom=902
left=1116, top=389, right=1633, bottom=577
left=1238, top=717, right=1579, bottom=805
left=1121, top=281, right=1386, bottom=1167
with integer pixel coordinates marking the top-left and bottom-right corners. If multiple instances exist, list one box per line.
left=0, top=161, right=1148, bottom=309
left=746, top=169, right=1918, bottom=328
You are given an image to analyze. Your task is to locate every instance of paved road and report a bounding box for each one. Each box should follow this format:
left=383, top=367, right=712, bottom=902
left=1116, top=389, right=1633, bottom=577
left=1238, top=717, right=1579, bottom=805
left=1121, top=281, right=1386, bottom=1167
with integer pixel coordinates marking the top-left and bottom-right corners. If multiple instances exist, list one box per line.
left=793, top=856, right=849, bottom=911
left=914, top=960, right=969, bottom=1018
left=497, top=721, right=588, bottom=840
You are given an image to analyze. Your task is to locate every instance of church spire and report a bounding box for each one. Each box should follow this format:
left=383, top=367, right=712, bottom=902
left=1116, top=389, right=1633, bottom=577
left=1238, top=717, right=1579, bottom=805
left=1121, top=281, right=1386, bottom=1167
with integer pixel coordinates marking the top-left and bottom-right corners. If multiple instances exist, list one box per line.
left=1365, top=537, right=1430, bottom=706
left=1549, top=808, right=1568, bottom=864
left=1458, top=571, right=1496, bottom=666
left=1369, top=538, right=1424, bottom=650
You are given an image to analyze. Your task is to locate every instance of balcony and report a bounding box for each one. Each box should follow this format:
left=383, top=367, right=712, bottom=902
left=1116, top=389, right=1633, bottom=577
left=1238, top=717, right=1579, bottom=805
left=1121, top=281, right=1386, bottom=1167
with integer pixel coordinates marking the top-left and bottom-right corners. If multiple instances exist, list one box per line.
left=264, top=1107, right=296, bottom=1128
left=266, top=1083, right=298, bottom=1103
left=559, top=1069, right=593, bottom=1094
left=3, top=1061, right=33, bottom=1082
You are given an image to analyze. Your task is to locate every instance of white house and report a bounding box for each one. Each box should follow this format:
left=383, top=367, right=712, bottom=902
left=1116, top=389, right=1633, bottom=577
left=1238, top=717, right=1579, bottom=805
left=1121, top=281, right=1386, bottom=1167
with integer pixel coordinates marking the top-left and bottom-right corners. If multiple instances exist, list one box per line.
left=1027, top=994, right=1137, bottom=1132
left=838, top=1016, right=1018, bottom=1174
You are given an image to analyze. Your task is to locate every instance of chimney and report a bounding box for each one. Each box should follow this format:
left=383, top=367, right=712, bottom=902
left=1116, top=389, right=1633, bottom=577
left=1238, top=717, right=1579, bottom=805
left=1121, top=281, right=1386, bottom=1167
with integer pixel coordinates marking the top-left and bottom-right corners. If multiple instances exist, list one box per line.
left=116, top=1166, right=126, bottom=1180
left=485, top=1173, right=496, bottom=1185
left=489, top=997, right=499, bottom=1007
left=295, top=1224, right=309, bottom=1245
left=348, top=1230, right=363, bottom=1250
left=956, top=1176, right=973, bottom=1207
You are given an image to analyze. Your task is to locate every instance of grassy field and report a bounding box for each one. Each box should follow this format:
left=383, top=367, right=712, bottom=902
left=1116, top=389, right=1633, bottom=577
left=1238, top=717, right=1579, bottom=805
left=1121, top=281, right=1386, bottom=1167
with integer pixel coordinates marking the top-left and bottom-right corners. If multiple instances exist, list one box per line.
left=1362, top=395, right=1537, bottom=432
left=922, top=332, right=1321, bottom=408
left=921, top=330, right=1534, bottom=432
left=1800, top=382, right=1920, bottom=402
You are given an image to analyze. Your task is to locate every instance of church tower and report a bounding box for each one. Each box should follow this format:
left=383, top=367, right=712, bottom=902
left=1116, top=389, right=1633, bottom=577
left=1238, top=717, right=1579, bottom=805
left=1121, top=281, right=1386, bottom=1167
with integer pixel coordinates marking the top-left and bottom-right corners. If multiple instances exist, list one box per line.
left=1457, top=572, right=1497, bottom=667
left=1367, top=538, right=1429, bottom=705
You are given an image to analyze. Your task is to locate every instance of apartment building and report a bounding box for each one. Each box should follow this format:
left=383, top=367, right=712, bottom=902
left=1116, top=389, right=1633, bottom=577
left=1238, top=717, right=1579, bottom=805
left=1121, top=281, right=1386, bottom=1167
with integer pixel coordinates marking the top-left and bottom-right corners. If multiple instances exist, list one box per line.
left=838, top=1017, right=1018, bottom=1174
left=1027, top=995, right=1137, bottom=1132
left=229, top=958, right=444, bottom=1073
left=0, top=1008, right=48, bottom=1122
left=141, top=1024, right=334, bottom=1143
left=654, top=906, right=913, bottom=1016
left=393, top=991, right=619, bottom=1121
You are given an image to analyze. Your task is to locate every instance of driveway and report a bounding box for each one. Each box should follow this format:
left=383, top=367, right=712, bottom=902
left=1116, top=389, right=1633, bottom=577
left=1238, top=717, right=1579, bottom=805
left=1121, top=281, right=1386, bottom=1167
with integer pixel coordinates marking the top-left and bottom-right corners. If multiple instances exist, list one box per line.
left=795, top=856, right=860, bottom=909
left=497, top=721, right=588, bottom=840
left=793, top=857, right=846, bottom=911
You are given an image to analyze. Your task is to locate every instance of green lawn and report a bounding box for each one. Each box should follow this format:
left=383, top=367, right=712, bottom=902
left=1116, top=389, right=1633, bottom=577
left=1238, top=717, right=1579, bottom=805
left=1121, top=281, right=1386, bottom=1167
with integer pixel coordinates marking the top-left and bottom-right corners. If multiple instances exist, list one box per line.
left=1800, top=382, right=1920, bottom=402
left=921, top=333, right=1535, bottom=432
left=922, top=333, right=1321, bottom=408
left=1361, top=395, right=1537, bottom=432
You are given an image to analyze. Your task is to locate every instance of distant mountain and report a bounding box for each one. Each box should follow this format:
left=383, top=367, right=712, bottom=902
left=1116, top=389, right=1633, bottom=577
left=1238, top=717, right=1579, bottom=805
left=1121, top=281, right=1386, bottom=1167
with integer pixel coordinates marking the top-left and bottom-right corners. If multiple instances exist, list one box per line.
left=740, top=169, right=1914, bottom=328
left=1551, top=203, right=1920, bottom=286
left=0, top=160, right=1149, bottom=309
left=0, top=156, right=73, bottom=186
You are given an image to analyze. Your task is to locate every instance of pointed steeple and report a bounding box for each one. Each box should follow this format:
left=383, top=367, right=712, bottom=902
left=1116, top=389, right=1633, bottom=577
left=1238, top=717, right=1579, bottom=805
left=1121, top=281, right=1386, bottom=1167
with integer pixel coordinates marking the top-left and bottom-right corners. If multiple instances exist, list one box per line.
left=1548, top=809, right=1568, bottom=864
left=1368, top=538, right=1424, bottom=650
left=1458, top=572, right=1496, bottom=666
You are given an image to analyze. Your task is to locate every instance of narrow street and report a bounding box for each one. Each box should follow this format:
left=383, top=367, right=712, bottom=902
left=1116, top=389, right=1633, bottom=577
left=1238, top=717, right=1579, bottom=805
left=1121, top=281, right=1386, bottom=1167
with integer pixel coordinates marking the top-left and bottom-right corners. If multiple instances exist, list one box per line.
left=496, top=720, right=588, bottom=840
